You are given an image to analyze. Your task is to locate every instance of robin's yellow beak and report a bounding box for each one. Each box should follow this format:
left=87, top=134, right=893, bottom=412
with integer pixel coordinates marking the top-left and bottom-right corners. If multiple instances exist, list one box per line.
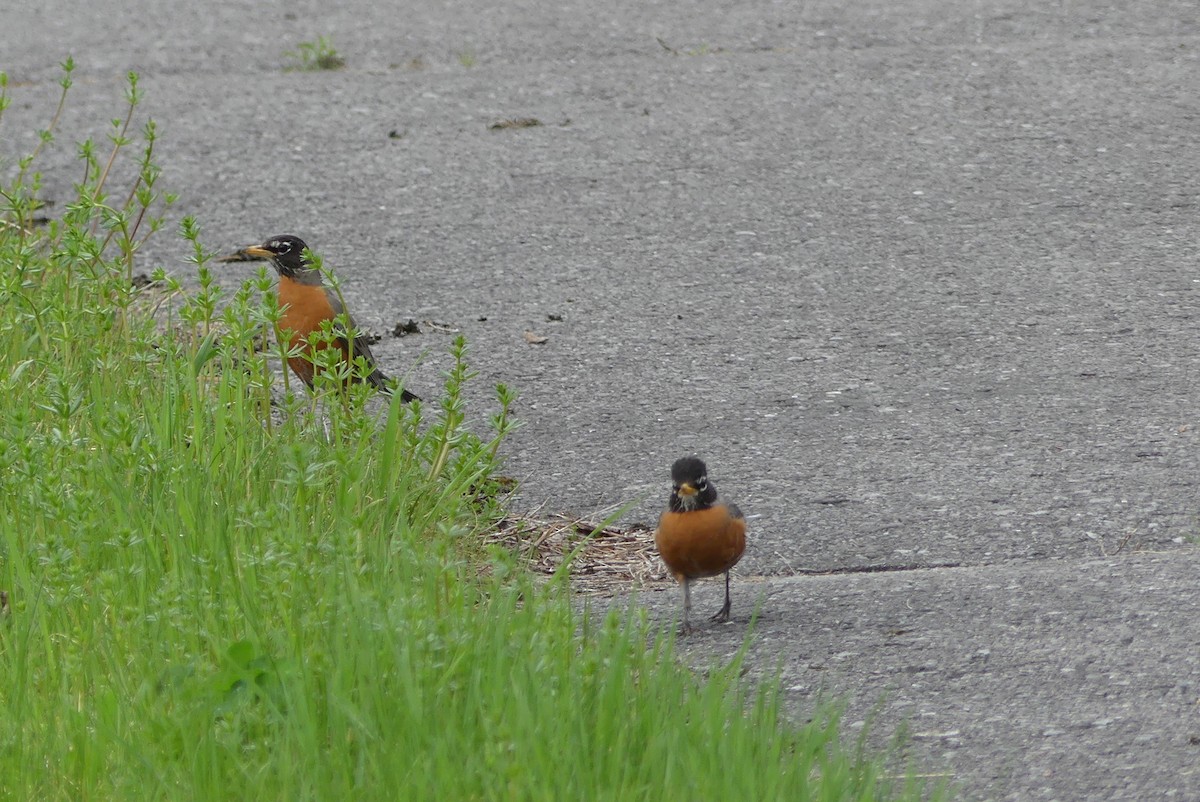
left=215, top=245, right=271, bottom=263
left=677, top=482, right=697, bottom=497
left=241, top=246, right=273, bottom=259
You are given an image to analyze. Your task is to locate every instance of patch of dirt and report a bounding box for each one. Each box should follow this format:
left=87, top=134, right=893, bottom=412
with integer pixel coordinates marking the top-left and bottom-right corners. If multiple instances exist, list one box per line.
left=523, top=330, right=548, bottom=345
left=489, top=117, right=542, bottom=130
left=392, top=318, right=420, bottom=336
left=486, top=514, right=673, bottom=595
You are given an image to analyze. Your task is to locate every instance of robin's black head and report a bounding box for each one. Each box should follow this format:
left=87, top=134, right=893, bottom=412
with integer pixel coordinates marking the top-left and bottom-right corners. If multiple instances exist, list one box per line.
left=668, top=456, right=716, bottom=512
left=242, top=234, right=321, bottom=283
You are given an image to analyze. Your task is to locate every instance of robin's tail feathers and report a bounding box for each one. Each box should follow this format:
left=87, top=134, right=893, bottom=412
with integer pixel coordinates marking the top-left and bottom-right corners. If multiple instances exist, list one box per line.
left=368, top=369, right=419, bottom=403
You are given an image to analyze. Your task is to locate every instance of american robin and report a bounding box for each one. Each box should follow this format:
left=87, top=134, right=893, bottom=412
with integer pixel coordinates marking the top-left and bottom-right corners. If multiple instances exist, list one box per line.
left=655, top=456, right=747, bottom=634
left=222, top=234, right=418, bottom=401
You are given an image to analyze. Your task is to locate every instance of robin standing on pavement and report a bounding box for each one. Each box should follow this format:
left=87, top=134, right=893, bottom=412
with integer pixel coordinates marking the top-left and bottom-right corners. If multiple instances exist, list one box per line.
left=655, top=456, right=747, bottom=634
left=223, top=235, right=418, bottom=401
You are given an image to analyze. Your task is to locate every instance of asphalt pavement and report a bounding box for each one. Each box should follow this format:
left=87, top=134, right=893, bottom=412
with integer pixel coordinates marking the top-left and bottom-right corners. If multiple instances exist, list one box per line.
left=3, top=1, right=1199, bottom=798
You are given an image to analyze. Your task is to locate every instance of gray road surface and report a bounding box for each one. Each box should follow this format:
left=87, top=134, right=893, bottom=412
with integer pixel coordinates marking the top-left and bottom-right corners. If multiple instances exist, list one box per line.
left=3, top=1, right=1199, bottom=798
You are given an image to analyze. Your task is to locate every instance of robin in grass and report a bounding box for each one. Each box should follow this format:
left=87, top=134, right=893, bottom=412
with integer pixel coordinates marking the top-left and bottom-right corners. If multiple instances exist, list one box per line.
left=655, top=456, right=747, bottom=635
left=221, top=235, right=418, bottom=401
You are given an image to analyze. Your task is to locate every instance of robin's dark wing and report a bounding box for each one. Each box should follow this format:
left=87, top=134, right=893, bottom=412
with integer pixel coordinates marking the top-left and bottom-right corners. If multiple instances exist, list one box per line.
left=324, top=287, right=422, bottom=401
left=725, top=502, right=744, bottom=520
left=323, top=288, right=388, bottom=386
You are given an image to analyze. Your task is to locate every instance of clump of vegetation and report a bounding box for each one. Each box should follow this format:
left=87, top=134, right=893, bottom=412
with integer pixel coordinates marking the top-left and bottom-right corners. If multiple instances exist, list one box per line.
left=284, top=35, right=346, bottom=71
left=0, top=60, right=944, bottom=801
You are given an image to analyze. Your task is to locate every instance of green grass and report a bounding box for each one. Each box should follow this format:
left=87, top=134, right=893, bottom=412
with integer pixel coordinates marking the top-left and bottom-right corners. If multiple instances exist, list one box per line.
left=284, top=36, right=346, bottom=71
left=0, top=64, right=946, bottom=801
left=457, top=48, right=477, bottom=68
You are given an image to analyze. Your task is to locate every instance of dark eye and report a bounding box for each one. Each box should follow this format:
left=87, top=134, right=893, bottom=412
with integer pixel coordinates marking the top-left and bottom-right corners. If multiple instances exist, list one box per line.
left=696, top=477, right=708, bottom=490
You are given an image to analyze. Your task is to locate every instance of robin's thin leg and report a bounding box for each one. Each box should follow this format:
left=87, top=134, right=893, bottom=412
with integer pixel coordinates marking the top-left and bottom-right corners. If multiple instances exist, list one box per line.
left=710, top=571, right=732, bottom=623
left=679, top=577, right=694, bottom=635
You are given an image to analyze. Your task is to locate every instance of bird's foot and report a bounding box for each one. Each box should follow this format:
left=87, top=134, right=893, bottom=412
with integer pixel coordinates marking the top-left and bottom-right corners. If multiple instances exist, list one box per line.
left=709, top=601, right=732, bottom=623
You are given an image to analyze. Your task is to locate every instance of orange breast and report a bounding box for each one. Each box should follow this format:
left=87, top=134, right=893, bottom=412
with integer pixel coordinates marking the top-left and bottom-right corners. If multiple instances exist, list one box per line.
left=655, top=504, right=746, bottom=581
left=276, top=278, right=347, bottom=388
